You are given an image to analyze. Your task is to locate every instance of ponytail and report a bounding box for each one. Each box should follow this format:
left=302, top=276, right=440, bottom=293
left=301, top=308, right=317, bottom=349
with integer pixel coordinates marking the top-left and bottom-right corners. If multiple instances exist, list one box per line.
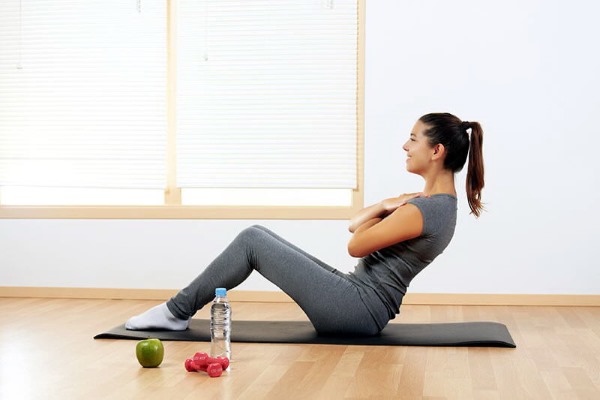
left=465, top=122, right=484, bottom=217
left=419, top=113, right=486, bottom=218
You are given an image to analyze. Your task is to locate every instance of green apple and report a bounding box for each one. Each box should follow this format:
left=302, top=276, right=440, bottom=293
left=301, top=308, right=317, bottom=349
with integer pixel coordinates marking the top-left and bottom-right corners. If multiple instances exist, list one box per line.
left=136, top=338, right=164, bottom=368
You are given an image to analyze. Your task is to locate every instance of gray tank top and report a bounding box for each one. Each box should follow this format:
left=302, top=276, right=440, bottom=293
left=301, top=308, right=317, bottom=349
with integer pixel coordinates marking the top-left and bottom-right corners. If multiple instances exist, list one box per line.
left=349, top=194, right=458, bottom=321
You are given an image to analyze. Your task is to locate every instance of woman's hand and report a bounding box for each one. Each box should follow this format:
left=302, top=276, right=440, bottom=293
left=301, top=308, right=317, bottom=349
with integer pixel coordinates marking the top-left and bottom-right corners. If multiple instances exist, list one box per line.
left=381, top=192, right=426, bottom=214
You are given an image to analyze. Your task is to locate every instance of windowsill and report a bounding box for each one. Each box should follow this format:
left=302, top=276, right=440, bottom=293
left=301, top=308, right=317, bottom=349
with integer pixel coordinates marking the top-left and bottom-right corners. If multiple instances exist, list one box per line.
left=0, top=204, right=361, bottom=220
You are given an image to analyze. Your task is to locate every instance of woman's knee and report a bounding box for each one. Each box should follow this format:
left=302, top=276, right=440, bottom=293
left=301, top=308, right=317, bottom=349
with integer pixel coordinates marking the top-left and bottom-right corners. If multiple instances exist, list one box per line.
left=234, top=225, right=269, bottom=245
left=239, top=224, right=265, bottom=236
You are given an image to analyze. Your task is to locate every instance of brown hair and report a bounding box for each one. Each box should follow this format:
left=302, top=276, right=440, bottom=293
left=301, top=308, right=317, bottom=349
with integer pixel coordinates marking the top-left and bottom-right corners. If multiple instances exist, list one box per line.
left=419, top=113, right=485, bottom=217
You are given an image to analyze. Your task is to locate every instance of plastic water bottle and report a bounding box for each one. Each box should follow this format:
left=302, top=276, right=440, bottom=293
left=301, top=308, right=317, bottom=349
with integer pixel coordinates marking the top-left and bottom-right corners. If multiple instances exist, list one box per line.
left=210, top=287, right=232, bottom=360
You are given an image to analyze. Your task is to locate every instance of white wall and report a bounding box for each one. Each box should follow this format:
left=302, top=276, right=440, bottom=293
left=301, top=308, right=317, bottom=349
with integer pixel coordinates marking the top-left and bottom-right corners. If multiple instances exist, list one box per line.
left=1, top=0, right=599, bottom=295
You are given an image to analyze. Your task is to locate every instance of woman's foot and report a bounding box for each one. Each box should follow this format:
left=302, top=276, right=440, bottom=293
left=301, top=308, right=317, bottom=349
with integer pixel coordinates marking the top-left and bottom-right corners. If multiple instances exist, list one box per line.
left=125, top=303, right=190, bottom=331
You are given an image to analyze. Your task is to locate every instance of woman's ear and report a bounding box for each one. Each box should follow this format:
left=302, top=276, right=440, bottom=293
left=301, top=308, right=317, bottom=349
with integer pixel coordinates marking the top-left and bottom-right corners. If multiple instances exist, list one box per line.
left=432, top=143, right=446, bottom=160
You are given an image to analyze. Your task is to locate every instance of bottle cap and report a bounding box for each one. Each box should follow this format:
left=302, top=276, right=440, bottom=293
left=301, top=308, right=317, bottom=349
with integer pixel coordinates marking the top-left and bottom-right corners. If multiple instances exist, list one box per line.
left=215, top=287, right=227, bottom=297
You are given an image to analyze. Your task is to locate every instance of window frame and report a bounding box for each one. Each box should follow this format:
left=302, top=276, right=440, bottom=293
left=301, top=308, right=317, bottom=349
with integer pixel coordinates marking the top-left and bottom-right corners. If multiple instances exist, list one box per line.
left=0, top=0, right=365, bottom=220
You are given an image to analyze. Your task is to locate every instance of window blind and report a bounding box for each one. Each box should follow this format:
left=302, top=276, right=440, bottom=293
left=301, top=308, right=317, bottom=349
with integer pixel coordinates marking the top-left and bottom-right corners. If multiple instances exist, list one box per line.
left=0, top=0, right=167, bottom=190
left=176, top=0, right=359, bottom=189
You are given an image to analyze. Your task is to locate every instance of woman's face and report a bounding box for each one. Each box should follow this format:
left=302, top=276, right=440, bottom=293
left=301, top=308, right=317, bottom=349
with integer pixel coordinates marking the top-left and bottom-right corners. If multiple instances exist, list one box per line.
left=402, top=120, right=436, bottom=175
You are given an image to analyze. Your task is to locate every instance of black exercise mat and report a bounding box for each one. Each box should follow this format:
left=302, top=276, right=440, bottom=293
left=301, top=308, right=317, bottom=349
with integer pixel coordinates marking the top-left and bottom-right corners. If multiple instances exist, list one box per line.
left=94, top=319, right=516, bottom=348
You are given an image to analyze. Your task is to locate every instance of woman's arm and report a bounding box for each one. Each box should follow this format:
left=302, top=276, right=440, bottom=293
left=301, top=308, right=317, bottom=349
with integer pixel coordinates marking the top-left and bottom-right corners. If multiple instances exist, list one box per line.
left=348, top=193, right=425, bottom=233
left=347, top=203, right=424, bottom=258
left=348, top=202, right=386, bottom=233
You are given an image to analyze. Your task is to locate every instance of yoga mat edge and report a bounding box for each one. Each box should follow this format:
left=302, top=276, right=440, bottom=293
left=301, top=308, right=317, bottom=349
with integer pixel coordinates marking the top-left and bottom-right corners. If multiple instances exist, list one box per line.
left=94, top=319, right=516, bottom=348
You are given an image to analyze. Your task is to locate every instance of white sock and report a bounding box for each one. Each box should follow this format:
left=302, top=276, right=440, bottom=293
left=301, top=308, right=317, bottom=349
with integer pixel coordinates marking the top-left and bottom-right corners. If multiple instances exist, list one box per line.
left=125, top=303, right=190, bottom=331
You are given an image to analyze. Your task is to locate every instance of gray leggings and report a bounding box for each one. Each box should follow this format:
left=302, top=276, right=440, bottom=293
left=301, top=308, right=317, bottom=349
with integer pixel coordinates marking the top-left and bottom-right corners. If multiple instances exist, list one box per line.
left=167, top=225, right=382, bottom=336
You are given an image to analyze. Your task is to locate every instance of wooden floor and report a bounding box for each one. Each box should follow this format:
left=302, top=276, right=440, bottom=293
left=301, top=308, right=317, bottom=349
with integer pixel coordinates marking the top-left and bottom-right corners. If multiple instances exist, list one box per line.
left=0, top=298, right=599, bottom=400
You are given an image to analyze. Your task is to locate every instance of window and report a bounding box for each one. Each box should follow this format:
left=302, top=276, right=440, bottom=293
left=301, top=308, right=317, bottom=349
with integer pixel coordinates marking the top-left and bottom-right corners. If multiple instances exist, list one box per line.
left=0, top=0, right=364, bottom=219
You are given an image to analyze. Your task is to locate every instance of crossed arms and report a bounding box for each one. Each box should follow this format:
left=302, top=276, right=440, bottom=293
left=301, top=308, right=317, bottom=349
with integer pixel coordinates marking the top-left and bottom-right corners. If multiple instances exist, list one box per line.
left=347, top=193, right=425, bottom=258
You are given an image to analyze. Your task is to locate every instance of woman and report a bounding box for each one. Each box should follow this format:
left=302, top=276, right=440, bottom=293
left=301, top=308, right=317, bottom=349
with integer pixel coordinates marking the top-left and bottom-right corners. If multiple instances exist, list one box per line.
left=126, top=112, right=484, bottom=336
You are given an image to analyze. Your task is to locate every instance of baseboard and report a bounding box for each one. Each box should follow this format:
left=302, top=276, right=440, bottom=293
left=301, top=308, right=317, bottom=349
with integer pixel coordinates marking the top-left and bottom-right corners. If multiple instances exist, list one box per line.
left=0, top=286, right=292, bottom=302
left=0, top=286, right=599, bottom=306
left=0, top=287, right=179, bottom=301
left=403, top=293, right=600, bottom=306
